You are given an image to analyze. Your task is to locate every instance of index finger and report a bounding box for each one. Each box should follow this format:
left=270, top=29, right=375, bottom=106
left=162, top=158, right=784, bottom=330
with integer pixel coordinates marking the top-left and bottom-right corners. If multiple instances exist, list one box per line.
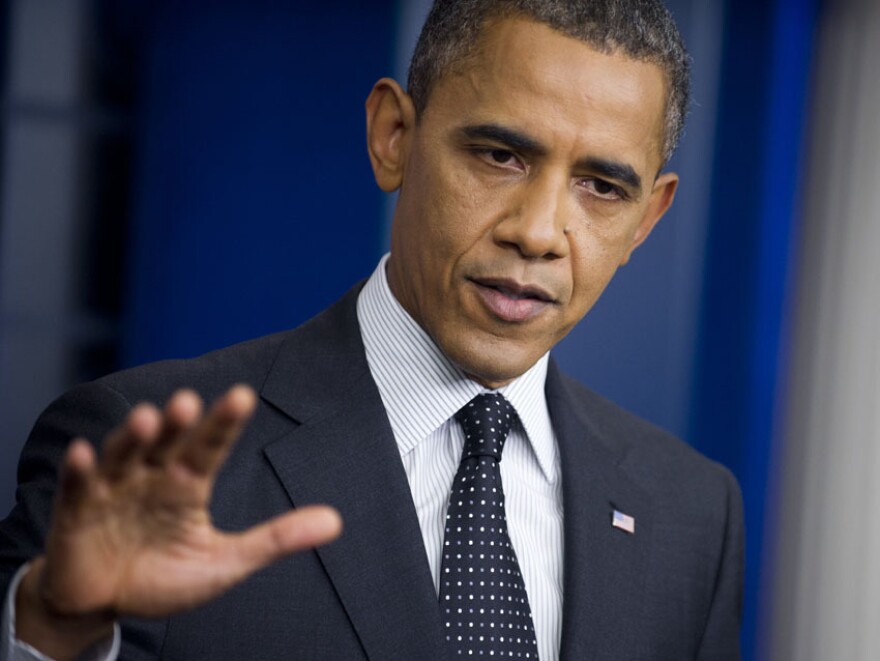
left=176, top=385, right=257, bottom=476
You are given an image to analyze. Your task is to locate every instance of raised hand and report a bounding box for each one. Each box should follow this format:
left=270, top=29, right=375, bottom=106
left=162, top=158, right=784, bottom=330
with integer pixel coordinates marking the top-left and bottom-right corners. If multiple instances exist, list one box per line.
left=14, top=385, right=342, bottom=660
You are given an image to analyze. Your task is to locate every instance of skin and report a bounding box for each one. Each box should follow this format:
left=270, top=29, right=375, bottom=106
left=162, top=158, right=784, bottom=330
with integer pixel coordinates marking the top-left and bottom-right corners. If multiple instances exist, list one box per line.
left=16, top=388, right=342, bottom=659
left=367, top=18, right=678, bottom=388
left=17, top=16, right=679, bottom=659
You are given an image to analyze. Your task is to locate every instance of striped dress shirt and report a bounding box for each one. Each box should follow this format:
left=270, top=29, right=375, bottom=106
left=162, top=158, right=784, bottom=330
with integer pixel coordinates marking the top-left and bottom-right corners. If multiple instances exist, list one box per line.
left=357, top=254, right=564, bottom=661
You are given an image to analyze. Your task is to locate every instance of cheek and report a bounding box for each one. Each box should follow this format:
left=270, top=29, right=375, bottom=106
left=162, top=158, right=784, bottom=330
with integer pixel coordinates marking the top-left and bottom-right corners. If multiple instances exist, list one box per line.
left=567, top=234, right=626, bottom=308
left=440, top=161, right=491, bottom=215
left=426, top=168, right=500, bottom=257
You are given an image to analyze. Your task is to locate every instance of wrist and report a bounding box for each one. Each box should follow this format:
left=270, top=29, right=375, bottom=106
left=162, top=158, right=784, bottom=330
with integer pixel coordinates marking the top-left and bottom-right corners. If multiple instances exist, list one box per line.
left=15, top=558, right=115, bottom=661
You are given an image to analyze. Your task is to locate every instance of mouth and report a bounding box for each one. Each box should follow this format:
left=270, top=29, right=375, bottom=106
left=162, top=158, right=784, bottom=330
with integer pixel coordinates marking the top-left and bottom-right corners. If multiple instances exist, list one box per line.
left=468, top=277, right=557, bottom=323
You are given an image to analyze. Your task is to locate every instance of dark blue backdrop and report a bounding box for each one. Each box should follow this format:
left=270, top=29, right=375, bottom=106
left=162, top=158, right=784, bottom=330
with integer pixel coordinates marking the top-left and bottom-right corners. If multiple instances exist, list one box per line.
left=123, top=0, right=394, bottom=365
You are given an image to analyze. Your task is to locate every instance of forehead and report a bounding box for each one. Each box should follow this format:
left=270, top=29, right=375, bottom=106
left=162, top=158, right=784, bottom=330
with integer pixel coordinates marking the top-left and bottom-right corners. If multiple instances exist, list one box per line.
left=423, top=17, right=668, bottom=174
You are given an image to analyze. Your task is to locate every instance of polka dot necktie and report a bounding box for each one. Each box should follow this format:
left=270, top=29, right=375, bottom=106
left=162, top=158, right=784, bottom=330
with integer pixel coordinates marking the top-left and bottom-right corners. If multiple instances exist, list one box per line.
left=439, top=393, right=540, bottom=658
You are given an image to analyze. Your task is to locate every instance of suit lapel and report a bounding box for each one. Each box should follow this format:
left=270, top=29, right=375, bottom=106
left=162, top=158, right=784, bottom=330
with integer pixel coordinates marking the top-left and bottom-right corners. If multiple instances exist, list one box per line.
left=259, top=289, right=447, bottom=661
left=252, top=288, right=654, bottom=660
left=547, top=363, right=654, bottom=660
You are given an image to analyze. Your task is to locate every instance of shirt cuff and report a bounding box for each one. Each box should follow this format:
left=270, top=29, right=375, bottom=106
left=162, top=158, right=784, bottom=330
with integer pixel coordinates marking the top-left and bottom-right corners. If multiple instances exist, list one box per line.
left=2, top=564, right=120, bottom=661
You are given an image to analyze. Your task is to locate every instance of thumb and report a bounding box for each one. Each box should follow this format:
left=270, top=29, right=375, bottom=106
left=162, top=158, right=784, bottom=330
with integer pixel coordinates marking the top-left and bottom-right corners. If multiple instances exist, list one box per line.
left=226, top=505, right=342, bottom=578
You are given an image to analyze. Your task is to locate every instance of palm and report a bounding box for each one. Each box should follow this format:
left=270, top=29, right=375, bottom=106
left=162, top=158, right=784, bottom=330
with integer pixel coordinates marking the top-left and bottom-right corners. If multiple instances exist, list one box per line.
left=38, top=386, right=340, bottom=619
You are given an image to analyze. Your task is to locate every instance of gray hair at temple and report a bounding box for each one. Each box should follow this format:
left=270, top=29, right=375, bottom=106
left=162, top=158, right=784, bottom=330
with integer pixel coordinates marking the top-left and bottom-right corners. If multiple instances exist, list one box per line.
left=407, top=0, right=691, bottom=167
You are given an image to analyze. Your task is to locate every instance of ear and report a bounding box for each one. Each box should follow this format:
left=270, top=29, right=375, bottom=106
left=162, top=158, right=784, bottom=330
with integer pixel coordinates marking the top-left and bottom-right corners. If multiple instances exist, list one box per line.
left=619, top=171, right=679, bottom=265
left=365, top=77, right=416, bottom=192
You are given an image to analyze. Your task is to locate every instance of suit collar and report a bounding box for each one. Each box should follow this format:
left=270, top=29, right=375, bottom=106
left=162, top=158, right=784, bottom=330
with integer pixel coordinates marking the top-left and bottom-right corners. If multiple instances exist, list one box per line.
left=546, top=361, right=654, bottom=660
left=260, top=286, right=448, bottom=661
left=261, top=285, right=368, bottom=424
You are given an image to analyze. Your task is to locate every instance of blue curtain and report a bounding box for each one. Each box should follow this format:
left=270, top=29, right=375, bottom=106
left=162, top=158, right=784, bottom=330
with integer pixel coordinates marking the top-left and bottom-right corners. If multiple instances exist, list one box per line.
left=122, top=0, right=395, bottom=365
left=690, top=1, right=819, bottom=658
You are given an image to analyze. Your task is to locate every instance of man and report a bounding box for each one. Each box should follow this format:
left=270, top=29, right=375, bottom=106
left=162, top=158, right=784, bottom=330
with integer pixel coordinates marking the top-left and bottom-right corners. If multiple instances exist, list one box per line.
left=1, top=1, right=743, bottom=659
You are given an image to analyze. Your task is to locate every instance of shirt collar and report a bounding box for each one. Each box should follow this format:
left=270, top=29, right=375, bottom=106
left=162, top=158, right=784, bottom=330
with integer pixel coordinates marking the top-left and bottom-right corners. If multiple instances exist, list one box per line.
left=356, top=254, right=557, bottom=481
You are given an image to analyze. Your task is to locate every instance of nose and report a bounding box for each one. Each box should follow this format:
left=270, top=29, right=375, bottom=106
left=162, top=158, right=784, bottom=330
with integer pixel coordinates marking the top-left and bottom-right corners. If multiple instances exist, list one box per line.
left=492, top=174, right=570, bottom=259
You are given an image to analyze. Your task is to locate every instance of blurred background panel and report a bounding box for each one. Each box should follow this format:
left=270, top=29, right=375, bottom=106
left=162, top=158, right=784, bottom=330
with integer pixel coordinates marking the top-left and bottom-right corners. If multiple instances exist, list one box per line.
left=3, top=0, right=879, bottom=659
left=769, top=1, right=880, bottom=659
left=1, top=0, right=131, bottom=512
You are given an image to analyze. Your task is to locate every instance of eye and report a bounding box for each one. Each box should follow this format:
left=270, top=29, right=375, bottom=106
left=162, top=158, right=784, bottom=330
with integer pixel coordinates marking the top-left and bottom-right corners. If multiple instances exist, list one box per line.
left=580, top=177, right=625, bottom=201
left=489, top=149, right=515, bottom=165
left=473, top=148, right=524, bottom=171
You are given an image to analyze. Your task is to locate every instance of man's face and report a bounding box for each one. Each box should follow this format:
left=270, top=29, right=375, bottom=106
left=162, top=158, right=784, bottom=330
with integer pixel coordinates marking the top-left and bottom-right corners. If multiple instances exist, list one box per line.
left=370, top=18, right=678, bottom=388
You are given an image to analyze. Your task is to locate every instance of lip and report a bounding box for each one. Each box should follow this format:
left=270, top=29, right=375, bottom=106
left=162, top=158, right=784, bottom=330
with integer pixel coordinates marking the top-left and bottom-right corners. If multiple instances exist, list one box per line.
left=468, top=277, right=557, bottom=323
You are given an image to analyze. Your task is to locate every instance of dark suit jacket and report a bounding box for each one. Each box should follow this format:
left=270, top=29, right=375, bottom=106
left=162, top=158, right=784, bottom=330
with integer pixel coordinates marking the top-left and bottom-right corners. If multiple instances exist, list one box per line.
left=0, top=286, right=743, bottom=660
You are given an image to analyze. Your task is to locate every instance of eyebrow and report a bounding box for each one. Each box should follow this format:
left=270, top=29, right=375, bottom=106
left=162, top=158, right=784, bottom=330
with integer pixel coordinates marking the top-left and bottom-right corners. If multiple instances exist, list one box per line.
left=458, top=123, right=642, bottom=193
left=575, top=157, right=642, bottom=192
left=458, top=124, right=547, bottom=158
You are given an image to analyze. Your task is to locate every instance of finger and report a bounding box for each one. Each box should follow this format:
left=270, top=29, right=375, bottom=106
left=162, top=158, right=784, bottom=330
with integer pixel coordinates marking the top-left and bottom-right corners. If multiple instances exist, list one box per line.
left=57, top=439, right=98, bottom=508
left=100, top=404, right=162, bottom=479
left=143, top=390, right=203, bottom=466
left=225, top=506, right=342, bottom=579
left=177, top=385, right=257, bottom=476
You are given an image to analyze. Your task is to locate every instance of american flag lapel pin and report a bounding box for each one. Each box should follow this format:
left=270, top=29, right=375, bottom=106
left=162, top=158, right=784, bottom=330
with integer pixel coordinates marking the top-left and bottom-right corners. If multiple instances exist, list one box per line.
left=612, top=508, right=636, bottom=534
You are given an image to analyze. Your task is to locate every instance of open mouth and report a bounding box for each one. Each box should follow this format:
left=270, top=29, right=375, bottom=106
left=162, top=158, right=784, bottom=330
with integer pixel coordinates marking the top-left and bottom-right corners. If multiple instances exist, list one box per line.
left=469, top=277, right=556, bottom=322
left=472, top=277, right=554, bottom=301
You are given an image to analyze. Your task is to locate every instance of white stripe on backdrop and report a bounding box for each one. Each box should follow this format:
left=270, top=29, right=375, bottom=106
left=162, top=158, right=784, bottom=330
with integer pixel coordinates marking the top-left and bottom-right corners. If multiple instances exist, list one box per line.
left=770, top=2, right=880, bottom=659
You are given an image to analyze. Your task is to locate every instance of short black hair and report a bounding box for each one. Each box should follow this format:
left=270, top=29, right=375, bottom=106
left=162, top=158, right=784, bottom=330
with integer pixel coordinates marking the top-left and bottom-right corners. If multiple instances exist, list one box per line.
left=408, top=0, right=690, bottom=166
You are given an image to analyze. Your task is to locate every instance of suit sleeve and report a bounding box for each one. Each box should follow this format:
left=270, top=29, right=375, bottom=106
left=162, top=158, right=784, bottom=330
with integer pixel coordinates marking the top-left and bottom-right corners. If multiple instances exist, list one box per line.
left=695, top=467, right=745, bottom=660
left=2, top=564, right=120, bottom=661
left=0, top=382, right=133, bottom=661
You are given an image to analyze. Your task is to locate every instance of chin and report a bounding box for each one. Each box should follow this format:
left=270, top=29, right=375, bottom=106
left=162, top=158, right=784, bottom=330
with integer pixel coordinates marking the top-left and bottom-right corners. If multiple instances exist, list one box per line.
left=450, top=344, right=540, bottom=389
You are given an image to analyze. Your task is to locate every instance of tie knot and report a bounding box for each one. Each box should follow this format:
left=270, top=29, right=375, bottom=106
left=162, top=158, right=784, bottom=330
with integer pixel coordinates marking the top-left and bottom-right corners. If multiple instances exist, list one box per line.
left=455, top=393, right=516, bottom=461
